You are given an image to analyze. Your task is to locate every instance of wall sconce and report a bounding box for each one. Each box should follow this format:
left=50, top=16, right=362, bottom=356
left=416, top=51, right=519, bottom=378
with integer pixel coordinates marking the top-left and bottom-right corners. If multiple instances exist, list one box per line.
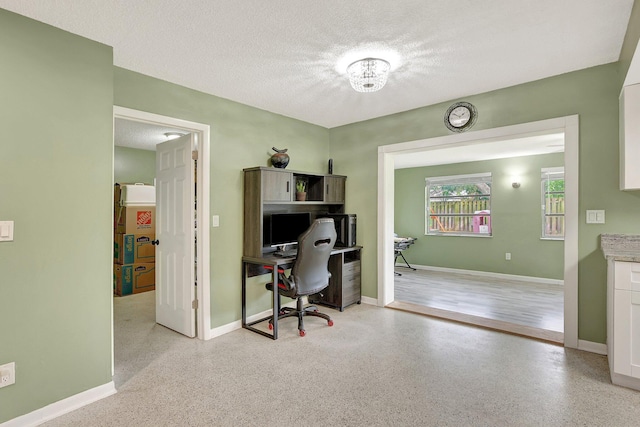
left=512, top=179, right=521, bottom=188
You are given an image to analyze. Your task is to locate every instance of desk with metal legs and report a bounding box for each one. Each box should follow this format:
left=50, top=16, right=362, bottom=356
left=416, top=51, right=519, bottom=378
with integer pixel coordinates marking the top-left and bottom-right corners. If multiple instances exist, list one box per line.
left=242, top=246, right=362, bottom=339
left=241, top=254, right=296, bottom=340
left=394, top=237, right=417, bottom=276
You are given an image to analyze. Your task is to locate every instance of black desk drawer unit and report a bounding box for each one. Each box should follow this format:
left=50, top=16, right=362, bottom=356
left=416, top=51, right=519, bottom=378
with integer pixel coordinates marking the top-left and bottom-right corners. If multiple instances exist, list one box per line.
left=310, top=247, right=361, bottom=311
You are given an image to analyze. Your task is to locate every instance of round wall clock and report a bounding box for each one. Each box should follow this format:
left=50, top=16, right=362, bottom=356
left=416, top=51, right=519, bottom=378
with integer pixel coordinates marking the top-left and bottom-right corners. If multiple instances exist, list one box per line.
left=444, top=101, right=478, bottom=132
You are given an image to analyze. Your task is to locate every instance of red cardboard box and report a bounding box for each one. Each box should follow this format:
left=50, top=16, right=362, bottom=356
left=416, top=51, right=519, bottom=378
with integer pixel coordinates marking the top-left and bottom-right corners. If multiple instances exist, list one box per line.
left=115, top=206, right=156, bottom=234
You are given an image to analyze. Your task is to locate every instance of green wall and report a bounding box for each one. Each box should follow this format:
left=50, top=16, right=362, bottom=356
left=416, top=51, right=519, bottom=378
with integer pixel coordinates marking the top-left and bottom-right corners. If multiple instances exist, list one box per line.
left=113, top=67, right=331, bottom=327
left=395, top=153, right=564, bottom=280
left=3, top=2, right=640, bottom=423
left=330, top=63, right=640, bottom=344
left=114, top=146, right=156, bottom=184
left=0, top=10, right=114, bottom=423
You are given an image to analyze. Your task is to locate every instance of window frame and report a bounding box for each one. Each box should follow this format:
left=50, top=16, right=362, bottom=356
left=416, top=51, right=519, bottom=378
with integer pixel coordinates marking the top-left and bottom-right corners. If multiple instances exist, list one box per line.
left=541, top=167, right=565, bottom=240
left=425, top=172, right=492, bottom=237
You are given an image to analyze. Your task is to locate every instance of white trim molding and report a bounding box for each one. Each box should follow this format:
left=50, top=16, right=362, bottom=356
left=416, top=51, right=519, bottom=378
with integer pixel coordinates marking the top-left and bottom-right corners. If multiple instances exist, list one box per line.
left=113, top=106, right=212, bottom=342
left=578, top=340, right=607, bottom=355
left=1, top=382, right=116, bottom=427
left=209, top=299, right=303, bottom=338
left=210, top=297, right=376, bottom=338
left=360, top=296, right=378, bottom=306
left=378, top=115, right=579, bottom=349
left=407, top=264, right=564, bottom=286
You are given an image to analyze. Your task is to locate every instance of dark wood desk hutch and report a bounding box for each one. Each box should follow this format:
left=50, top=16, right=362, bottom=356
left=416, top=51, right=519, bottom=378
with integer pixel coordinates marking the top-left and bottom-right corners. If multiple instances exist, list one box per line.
left=243, top=167, right=361, bottom=313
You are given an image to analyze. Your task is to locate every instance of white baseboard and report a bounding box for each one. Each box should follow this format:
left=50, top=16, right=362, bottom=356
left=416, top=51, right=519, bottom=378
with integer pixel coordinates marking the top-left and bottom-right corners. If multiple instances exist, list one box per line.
left=360, top=296, right=377, bottom=306
left=209, top=299, right=303, bottom=339
left=209, top=319, right=242, bottom=338
left=406, top=264, right=564, bottom=286
left=578, top=339, right=608, bottom=355
left=1, top=381, right=116, bottom=427
left=209, top=295, right=375, bottom=339
left=611, top=372, right=640, bottom=391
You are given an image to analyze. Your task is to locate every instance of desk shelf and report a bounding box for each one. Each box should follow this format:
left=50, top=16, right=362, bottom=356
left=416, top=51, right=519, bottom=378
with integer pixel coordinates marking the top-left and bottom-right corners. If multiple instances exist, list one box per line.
left=242, top=246, right=361, bottom=340
left=243, top=166, right=346, bottom=258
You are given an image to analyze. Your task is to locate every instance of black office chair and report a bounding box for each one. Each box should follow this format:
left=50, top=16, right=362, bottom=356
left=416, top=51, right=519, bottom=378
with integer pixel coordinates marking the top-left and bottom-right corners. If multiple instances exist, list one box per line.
left=265, top=218, right=337, bottom=337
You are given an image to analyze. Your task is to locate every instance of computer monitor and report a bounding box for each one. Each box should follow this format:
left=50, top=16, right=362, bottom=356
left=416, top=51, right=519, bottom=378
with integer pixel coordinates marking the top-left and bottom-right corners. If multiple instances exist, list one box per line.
left=268, top=212, right=311, bottom=247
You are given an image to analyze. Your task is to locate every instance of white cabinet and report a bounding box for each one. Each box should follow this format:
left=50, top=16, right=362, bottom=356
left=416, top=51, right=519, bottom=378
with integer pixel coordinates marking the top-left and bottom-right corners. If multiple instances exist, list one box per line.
left=608, top=260, right=640, bottom=390
left=619, top=84, right=640, bottom=190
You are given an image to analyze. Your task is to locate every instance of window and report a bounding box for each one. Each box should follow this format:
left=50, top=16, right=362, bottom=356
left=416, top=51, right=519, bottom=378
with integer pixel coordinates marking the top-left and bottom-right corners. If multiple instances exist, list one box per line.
left=425, top=173, right=492, bottom=236
left=541, top=167, right=564, bottom=239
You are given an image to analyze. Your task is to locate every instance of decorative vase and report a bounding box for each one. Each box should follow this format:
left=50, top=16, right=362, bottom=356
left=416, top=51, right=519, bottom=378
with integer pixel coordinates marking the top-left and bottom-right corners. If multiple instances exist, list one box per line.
left=270, top=147, right=289, bottom=169
left=296, top=192, right=307, bottom=201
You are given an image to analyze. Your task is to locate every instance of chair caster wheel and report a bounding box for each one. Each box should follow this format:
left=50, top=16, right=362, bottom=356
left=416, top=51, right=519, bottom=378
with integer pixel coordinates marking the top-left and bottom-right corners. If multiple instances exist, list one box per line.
left=299, top=329, right=306, bottom=337
left=328, top=320, right=334, bottom=327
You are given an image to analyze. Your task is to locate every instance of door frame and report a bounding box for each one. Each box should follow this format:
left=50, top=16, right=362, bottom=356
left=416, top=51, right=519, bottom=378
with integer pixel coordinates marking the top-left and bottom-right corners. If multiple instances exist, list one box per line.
left=377, top=115, right=579, bottom=348
left=113, top=106, right=211, bottom=341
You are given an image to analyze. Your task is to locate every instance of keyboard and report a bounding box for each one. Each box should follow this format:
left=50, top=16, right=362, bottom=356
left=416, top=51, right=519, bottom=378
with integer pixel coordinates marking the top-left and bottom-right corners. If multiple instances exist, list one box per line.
left=274, top=249, right=298, bottom=257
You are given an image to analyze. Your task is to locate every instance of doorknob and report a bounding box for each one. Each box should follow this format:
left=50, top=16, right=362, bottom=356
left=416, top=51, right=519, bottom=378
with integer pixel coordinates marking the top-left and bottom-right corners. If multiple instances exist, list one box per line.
left=151, top=240, right=160, bottom=246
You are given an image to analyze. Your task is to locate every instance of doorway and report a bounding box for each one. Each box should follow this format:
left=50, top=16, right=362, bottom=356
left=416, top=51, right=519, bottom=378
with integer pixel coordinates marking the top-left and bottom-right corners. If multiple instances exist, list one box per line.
left=111, top=106, right=211, bottom=374
left=377, top=116, right=579, bottom=348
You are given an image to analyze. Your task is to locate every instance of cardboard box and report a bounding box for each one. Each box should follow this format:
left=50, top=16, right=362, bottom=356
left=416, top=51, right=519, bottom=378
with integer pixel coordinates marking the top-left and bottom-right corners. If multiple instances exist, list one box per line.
left=114, top=183, right=155, bottom=207
left=114, top=233, right=156, bottom=264
left=115, top=206, right=156, bottom=234
left=114, top=183, right=124, bottom=206
left=114, top=263, right=156, bottom=296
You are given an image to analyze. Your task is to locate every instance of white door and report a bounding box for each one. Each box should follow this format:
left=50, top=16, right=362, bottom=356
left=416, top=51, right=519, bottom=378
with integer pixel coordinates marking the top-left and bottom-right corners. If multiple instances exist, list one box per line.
left=155, top=134, right=196, bottom=337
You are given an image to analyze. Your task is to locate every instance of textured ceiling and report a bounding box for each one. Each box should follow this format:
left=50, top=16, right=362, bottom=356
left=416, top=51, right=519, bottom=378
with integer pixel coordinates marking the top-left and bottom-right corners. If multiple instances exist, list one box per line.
left=394, top=133, right=564, bottom=169
left=0, top=1, right=634, bottom=129
left=114, top=119, right=189, bottom=151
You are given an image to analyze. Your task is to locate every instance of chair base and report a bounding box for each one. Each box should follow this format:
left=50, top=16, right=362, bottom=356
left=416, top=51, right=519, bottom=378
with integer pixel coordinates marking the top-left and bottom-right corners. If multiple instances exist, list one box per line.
left=269, top=297, right=333, bottom=336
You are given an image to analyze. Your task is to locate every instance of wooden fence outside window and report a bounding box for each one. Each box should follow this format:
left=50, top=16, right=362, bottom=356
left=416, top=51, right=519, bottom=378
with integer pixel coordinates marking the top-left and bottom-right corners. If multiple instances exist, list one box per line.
left=428, top=199, right=490, bottom=233
left=544, top=196, right=565, bottom=237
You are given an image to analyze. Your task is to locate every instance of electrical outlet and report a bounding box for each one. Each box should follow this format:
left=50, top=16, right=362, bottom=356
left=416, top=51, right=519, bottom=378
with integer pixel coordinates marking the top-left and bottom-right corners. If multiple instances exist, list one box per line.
left=505, top=252, right=511, bottom=261
left=0, top=362, right=15, bottom=388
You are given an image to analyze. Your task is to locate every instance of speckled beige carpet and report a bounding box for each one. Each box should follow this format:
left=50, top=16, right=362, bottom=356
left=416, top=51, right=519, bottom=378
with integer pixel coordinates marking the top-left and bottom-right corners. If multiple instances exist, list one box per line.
left=42, top=291, right=640, bottom=426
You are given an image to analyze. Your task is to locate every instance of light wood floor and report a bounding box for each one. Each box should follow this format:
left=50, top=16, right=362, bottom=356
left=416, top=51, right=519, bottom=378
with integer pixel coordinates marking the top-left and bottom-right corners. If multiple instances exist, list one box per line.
left=392, top=267, right=564, bottom=344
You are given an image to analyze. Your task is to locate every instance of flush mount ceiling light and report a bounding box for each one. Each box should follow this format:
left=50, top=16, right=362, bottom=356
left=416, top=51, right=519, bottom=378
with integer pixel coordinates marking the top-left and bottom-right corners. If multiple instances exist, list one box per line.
left=164, top=132, right=183, bottom=140
left=347, top=58, right=390, bottom=93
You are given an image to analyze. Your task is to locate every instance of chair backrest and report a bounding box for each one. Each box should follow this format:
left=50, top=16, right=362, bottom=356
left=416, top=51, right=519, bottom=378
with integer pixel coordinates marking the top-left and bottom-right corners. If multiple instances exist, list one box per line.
left=290, top=218, right=337, bottom=296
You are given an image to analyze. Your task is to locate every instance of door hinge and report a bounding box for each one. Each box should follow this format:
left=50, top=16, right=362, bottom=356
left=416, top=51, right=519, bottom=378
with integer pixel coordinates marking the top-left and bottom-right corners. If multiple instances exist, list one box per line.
left=192, top=299, right=198, bottom=310
left=192, top=150, right=198, bottom=160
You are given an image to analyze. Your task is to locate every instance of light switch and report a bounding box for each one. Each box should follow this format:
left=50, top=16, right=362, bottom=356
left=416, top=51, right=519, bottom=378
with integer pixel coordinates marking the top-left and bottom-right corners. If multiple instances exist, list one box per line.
left=212, top=215, right=220, bottom=227
left=0, top=221, right=14, bottom=242
left=586, top=210, right=605, bottom=224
